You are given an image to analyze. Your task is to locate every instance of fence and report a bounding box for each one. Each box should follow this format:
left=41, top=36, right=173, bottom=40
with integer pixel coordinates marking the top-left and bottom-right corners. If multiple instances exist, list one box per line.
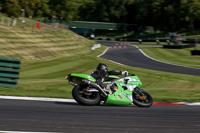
left=0, top=13, right=57, bottom=31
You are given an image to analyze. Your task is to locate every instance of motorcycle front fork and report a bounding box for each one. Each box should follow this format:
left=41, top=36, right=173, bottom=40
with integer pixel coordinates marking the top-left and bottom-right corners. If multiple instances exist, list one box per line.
left=134, top=87, right=146, bottom=100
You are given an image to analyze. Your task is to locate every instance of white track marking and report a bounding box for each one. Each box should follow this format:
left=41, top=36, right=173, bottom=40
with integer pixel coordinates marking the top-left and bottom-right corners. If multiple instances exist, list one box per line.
left=0, top=96, right=76, bottom=103
left=0, top=131, right=56, bottom=133
left=108, top=60, right=126, bottom=66
left=97, top=47, right=109, bottom=57
left=178, top=102, right=200, bottom=105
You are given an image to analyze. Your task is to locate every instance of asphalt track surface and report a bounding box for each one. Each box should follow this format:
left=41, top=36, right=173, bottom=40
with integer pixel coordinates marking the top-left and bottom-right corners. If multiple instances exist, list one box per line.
left=0, top=99, right=200, bottom=133
left=98, top=41, right=200, bottom=76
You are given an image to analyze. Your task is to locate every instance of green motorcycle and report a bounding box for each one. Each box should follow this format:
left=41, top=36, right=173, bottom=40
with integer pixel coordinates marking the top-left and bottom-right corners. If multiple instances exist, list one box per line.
left=66, top=73, right=153, bottom=107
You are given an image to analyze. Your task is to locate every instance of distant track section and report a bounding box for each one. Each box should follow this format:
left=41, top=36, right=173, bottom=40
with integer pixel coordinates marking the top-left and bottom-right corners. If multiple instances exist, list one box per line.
left=98, top=41, right=200, bottom=76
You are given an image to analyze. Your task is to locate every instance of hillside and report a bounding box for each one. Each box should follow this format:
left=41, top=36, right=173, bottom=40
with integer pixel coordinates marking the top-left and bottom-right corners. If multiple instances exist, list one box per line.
left=0, top=25, right=94, bottom=60
left=0, top=24, right=107, bottom=98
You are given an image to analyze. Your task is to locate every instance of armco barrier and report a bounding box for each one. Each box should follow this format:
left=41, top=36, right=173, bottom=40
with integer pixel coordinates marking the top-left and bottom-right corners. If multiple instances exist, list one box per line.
left=0, top=57, right=21, bottom=88
left=163, top=44, right=195, bottom=49
left=191, top=50, right=200, bottom=55
left=88, top=37, right=196, bottom=44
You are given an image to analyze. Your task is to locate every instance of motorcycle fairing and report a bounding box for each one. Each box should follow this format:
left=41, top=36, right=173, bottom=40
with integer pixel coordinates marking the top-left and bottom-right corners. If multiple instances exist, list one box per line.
left=108, top=75, right=120, bottom=78
left=104, top=75, right=142, bottom=105
left=104, top=83, right=132, bottom=105
left=118, top=75, right=142, bottom=89
left=67, top=73, right=96, bottom=85
left=69, top=73, right=96, bottom=82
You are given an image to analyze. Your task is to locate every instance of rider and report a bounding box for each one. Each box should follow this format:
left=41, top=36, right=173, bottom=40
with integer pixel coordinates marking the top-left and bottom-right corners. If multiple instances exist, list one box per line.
left=91, top=63, right=128, bottom=84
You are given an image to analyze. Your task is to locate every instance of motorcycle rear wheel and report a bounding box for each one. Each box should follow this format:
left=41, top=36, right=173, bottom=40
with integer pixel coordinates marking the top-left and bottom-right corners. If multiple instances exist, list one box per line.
left=72, top=85, right=101, bottom=106
left=132, top=90, right=153, bottom=107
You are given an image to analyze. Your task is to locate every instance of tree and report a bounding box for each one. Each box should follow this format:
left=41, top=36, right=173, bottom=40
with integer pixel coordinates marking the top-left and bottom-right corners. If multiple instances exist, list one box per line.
left=18, top=0, right=37, bottom=17
left=128, top=0, right=197, bottom=32
left=77, top=0, right=134, bottom=23
left=48, top=0, right=90, bottom=22
left=2, top=0, right=200, bottom=32
left=2, top=0, right=21, bottom=18
left=182, top=0, right=200, bottom=31
left=34, top=0, right=50, bottom=18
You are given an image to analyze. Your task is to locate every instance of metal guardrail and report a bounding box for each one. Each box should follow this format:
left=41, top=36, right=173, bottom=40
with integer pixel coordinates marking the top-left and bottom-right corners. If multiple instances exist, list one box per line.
left=89, top=37, right=197, bottom=43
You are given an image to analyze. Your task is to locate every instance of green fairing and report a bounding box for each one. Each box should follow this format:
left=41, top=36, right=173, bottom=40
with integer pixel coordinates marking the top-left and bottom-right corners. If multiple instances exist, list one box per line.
left=103, top=81, right=111, bottom=83
left=104, top=75, right=142, bottom=105
left=104, top=83, right=132, bottom=105
left=103, top=75, right=120, bottom=83
left=109, top=75, right=120, bottom=78
left=70, top=73, right=96, bottom=82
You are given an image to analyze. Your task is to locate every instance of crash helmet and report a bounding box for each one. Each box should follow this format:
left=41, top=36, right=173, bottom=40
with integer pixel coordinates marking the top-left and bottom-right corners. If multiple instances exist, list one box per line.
left=96, top=63, right=108, bottom=75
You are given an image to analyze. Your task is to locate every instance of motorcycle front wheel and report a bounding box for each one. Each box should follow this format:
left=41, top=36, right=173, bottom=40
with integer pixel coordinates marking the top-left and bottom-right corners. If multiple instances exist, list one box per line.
left=72, top=85, right=101, bottom=106
left=132, top=90, right=153, bottom=107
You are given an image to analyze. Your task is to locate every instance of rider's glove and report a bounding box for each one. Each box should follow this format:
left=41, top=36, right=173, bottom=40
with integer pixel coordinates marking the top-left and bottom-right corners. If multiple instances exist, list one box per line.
left=121, top=71, right=128, bottom=76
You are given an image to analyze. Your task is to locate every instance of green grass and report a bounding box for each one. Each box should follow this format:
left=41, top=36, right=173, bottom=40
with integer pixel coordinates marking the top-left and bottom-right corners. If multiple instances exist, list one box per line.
left=135, top=44, right=200, bottom=68
left=0, top=21, right=200, bottom=102
left=185, top=35, right=200, bottom=39
left=0, top=25, right=94, bottom=59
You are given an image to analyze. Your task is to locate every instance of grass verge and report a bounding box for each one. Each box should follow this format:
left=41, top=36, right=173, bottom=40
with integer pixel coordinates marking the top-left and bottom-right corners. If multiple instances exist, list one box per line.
left=133, top=44, right=200, bottom=68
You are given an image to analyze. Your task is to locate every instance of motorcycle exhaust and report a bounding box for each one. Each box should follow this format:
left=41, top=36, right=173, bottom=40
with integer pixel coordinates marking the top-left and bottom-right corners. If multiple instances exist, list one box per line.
left=82, top=79, right=108, bottom=97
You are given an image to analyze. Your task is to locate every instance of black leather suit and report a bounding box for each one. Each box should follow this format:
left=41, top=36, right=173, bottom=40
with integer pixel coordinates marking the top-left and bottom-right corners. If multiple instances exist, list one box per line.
left=91, top=70, right=122, bottom=84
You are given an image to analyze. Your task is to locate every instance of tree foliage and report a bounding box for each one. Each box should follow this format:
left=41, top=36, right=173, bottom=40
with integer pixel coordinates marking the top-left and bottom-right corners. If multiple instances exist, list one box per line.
left=1, top=0, right=200, bottom=32
left=1, top=0, right=21, bottom=18
left=77, top=0, right=134, bottom=23
left=48, top=0, right=86, bottom=22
